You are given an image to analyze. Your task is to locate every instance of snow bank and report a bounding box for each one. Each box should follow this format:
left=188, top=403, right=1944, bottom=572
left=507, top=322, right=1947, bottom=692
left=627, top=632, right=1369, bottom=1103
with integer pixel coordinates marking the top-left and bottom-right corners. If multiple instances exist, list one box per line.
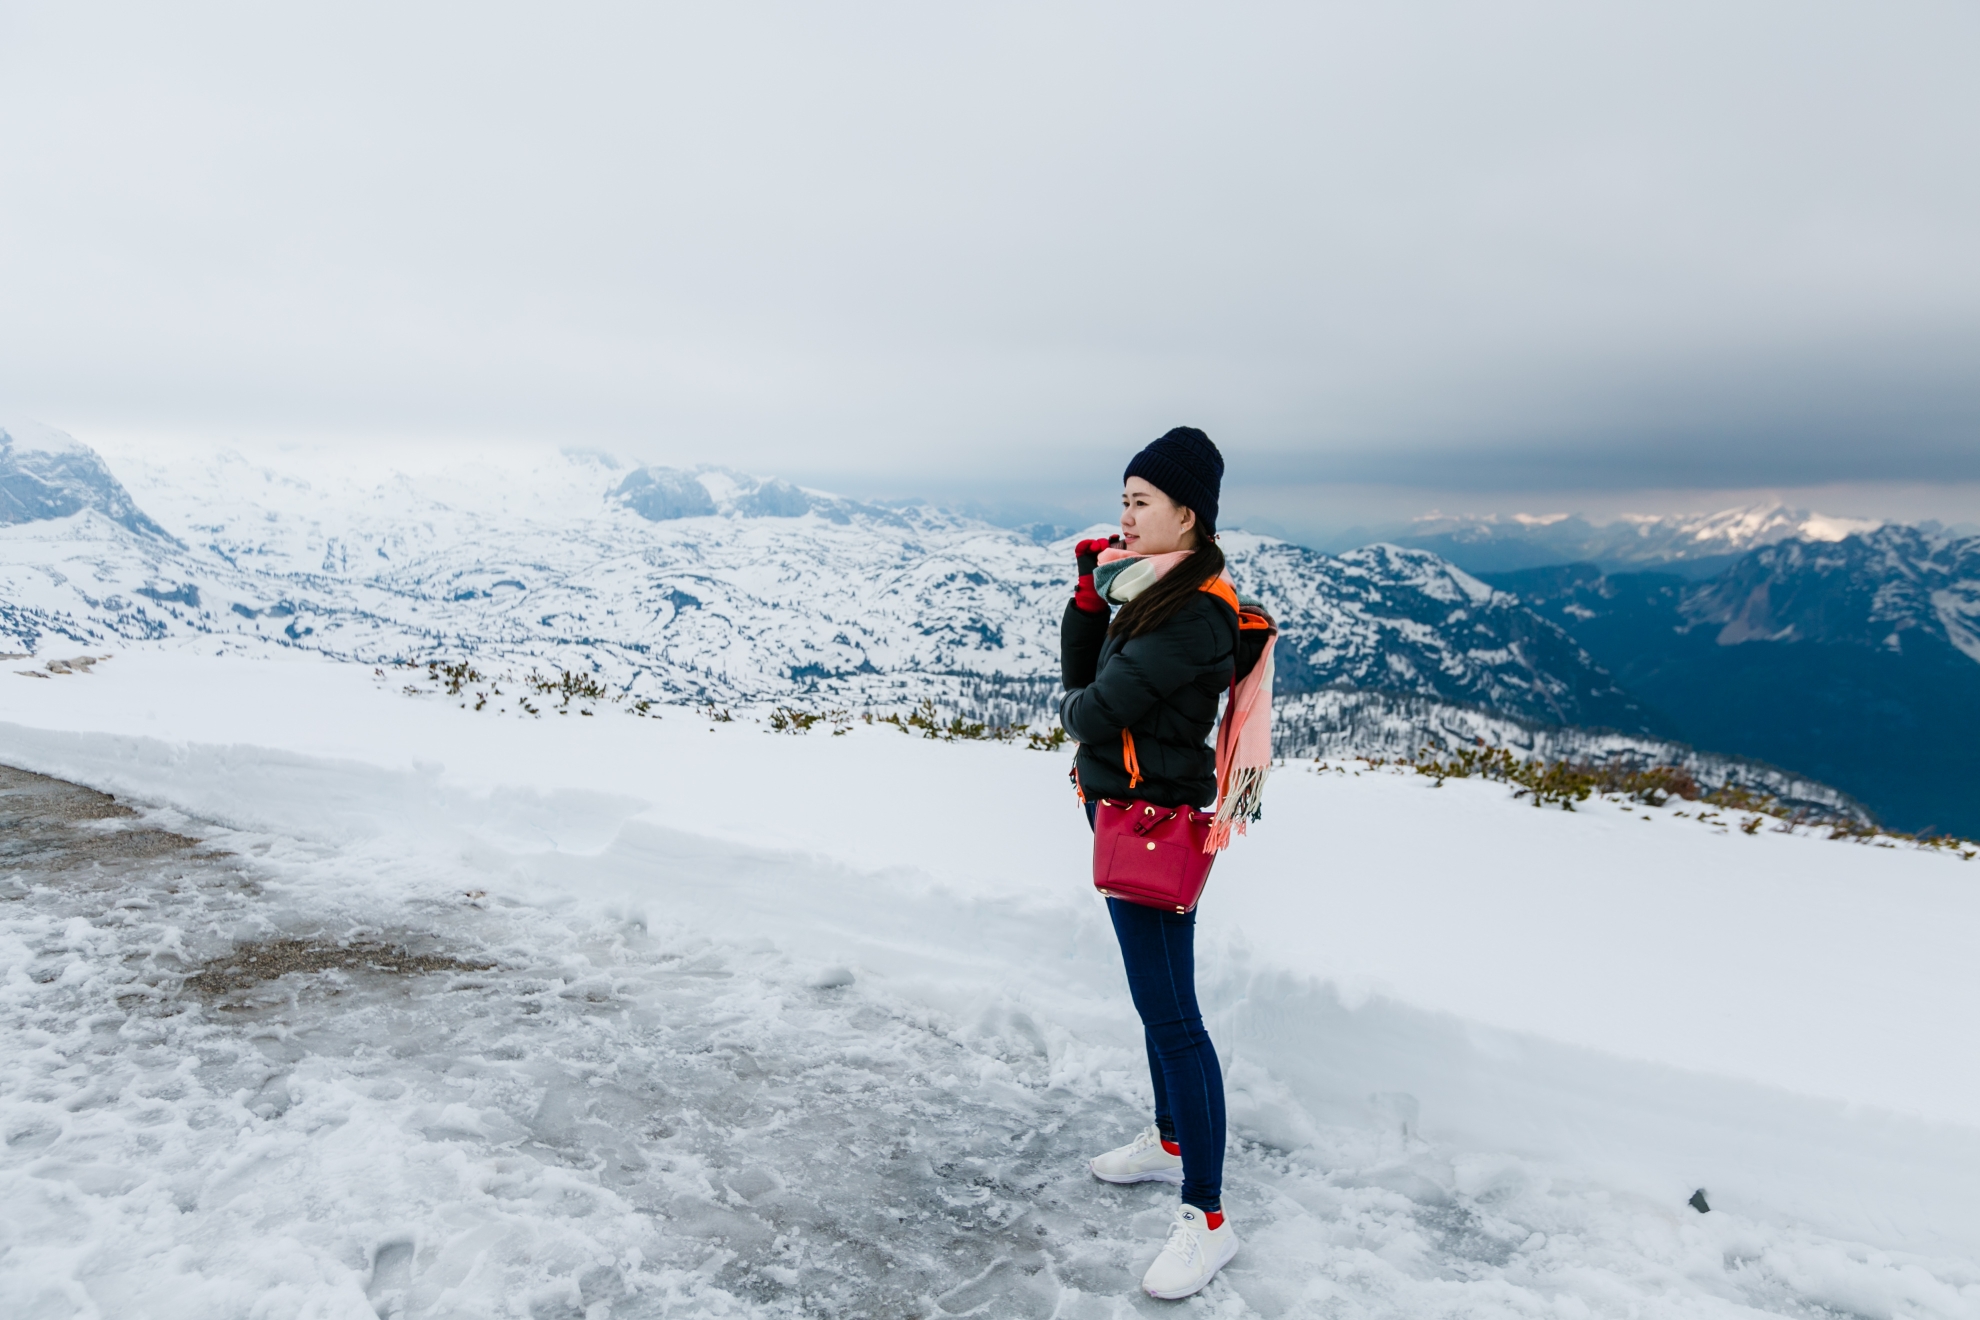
left=4, top=650, right=1979, bottom=1268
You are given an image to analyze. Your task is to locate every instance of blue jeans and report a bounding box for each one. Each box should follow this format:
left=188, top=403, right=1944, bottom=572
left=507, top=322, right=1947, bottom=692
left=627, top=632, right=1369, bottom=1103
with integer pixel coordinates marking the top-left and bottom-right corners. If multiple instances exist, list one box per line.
left=1086, top=801, right=1225, bottom=1212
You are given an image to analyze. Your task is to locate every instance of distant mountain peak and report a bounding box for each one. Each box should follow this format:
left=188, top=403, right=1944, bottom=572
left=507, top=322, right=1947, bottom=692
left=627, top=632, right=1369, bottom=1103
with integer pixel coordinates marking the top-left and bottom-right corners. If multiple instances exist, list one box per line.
left=1397, top=501, right=1887, bottom=575
left=0, top=424, right=176, bottom=543
left=610, top=466, right=719, bottom=520
left=1796, top=511, right=1887, bottom=543
left=1609, top=502, right=1883, bottom=549
left=1345, top=542, right=1499, bottom=604
left=0, top=420, right=92, bottom=456
left=608, top=464, right=910, bottom=526
left=1679, top=523, right=1980, bottom=659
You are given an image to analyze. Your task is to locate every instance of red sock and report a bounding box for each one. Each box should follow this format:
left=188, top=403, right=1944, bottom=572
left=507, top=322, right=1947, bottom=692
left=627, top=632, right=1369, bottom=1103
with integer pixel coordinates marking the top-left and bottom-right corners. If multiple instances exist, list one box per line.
left=1160, top=1139, right=1181, bottom=1157
left=1205, top=1211, right=1225, bottom=1231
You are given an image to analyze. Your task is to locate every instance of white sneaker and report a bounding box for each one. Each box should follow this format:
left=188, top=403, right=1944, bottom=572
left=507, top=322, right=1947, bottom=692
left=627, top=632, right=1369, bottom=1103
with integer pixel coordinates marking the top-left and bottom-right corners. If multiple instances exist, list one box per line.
left=1141, top=1203, right=1239, bottom=1300
left=1089, top=1125, right=1184, bottom=1185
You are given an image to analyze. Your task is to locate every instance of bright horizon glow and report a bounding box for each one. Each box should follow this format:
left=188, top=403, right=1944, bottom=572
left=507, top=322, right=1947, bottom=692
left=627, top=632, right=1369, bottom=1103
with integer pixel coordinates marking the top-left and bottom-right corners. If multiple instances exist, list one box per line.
left=44, top=425, right=1978, bottom=550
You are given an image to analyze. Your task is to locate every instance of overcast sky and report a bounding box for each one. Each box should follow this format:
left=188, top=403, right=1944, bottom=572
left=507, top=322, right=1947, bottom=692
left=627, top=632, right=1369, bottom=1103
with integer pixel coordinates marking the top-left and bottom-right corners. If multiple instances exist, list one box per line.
left=2, top=2, right=1977, bottom=538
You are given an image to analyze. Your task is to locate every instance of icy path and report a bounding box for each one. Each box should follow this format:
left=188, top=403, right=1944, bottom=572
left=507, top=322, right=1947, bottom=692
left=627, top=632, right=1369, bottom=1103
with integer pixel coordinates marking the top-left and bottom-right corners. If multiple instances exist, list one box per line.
left=5, top=765, right=1976, bottom=1319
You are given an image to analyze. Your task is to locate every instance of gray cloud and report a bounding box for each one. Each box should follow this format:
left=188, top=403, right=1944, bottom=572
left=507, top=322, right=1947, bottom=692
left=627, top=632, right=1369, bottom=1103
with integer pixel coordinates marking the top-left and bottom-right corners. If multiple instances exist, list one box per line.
left=1244, top=326, right=1980, bottom=491
left=1, top=1, right=1976, bottom=501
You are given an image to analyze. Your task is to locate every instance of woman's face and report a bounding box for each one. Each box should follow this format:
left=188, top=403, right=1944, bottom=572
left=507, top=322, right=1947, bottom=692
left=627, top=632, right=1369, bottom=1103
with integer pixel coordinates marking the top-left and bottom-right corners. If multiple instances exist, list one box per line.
left=1120, top=476, right=1198, bottom=555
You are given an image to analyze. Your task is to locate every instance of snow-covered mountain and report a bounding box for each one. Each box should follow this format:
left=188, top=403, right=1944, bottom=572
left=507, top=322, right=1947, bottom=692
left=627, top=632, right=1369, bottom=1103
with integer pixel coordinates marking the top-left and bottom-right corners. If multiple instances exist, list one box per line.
left=0, top=432, right=1643, bottom=734
left=0, top=423, right=173, bottom=541
left=1684, top=524, right=1980, bottom=660
left=12, top=427, right=1979, bottom=829
left=1488, top=525, right=1980, bottom=836
left=0, top=442, right=1070, bottom=714
left=1228, top=536, right=1654, bottom=731
left=1395, top=502, right=1885, bottom=575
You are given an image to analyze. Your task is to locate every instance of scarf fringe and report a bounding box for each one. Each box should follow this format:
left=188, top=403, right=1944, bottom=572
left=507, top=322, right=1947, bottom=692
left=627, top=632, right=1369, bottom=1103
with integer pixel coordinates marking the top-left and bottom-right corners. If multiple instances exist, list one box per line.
left=1205, top=764, right=1268, bottom=852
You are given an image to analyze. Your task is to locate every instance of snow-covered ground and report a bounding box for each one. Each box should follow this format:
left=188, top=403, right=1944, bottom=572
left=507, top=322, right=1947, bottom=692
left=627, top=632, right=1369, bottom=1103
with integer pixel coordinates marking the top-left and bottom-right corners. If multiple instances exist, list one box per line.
left=3, top=652, right=1978, bottom=1317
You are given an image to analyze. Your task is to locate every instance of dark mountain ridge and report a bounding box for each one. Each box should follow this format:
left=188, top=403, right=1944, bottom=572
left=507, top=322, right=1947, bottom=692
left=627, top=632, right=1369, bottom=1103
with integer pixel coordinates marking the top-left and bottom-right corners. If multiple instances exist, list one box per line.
left=1484, top=526, right=1980, bottom=837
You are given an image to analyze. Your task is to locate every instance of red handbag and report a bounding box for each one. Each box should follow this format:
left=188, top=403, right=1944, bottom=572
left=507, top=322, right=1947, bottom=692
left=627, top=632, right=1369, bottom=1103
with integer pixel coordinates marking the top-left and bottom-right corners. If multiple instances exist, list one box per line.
left=1092, top=796, right=1218, bottom=913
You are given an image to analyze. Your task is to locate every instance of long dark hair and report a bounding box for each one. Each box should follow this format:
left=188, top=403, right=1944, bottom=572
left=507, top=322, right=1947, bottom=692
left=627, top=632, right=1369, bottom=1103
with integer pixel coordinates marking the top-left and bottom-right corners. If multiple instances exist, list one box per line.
left=1109, top=532, right=1225, bottom=642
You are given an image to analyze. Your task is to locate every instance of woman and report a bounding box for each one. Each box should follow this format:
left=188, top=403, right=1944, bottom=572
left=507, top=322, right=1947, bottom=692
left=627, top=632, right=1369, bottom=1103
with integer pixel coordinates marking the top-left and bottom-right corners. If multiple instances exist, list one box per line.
left=1059, top=426, right=1249, bottom=1300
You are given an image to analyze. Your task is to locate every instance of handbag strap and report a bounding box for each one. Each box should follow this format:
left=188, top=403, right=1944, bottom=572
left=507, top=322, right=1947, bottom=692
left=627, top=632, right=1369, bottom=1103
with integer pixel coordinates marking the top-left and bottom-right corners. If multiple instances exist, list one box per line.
left=1121, top=729, right=1143, bottom=790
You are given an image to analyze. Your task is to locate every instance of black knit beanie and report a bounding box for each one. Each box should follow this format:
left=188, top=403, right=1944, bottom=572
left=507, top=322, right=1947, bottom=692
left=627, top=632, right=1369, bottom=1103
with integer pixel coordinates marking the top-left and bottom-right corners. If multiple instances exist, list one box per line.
left=1123, top=426, right=1223, bottom=534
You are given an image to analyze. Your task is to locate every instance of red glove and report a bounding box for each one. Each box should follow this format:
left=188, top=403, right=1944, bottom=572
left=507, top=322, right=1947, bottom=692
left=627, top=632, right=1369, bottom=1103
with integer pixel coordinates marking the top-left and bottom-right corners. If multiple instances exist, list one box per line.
left=1072, top=536, right=1117, bottom=613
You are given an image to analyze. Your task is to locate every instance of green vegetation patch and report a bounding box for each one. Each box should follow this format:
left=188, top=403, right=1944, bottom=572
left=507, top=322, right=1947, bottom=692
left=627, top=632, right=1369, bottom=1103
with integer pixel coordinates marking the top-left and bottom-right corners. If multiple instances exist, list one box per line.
left=1404, top=745, right=1976, bottom=858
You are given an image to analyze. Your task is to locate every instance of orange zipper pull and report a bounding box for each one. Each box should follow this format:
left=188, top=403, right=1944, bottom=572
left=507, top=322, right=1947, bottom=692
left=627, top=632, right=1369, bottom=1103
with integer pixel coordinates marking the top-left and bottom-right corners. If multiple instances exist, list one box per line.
left=1121, top=729, right=1143, bottom=790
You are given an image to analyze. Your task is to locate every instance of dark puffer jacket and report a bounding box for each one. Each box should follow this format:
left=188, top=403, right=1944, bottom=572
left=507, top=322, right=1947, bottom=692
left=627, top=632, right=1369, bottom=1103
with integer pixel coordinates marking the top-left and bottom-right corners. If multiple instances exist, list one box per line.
left=1059, top=592, right=1238, bottom=809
